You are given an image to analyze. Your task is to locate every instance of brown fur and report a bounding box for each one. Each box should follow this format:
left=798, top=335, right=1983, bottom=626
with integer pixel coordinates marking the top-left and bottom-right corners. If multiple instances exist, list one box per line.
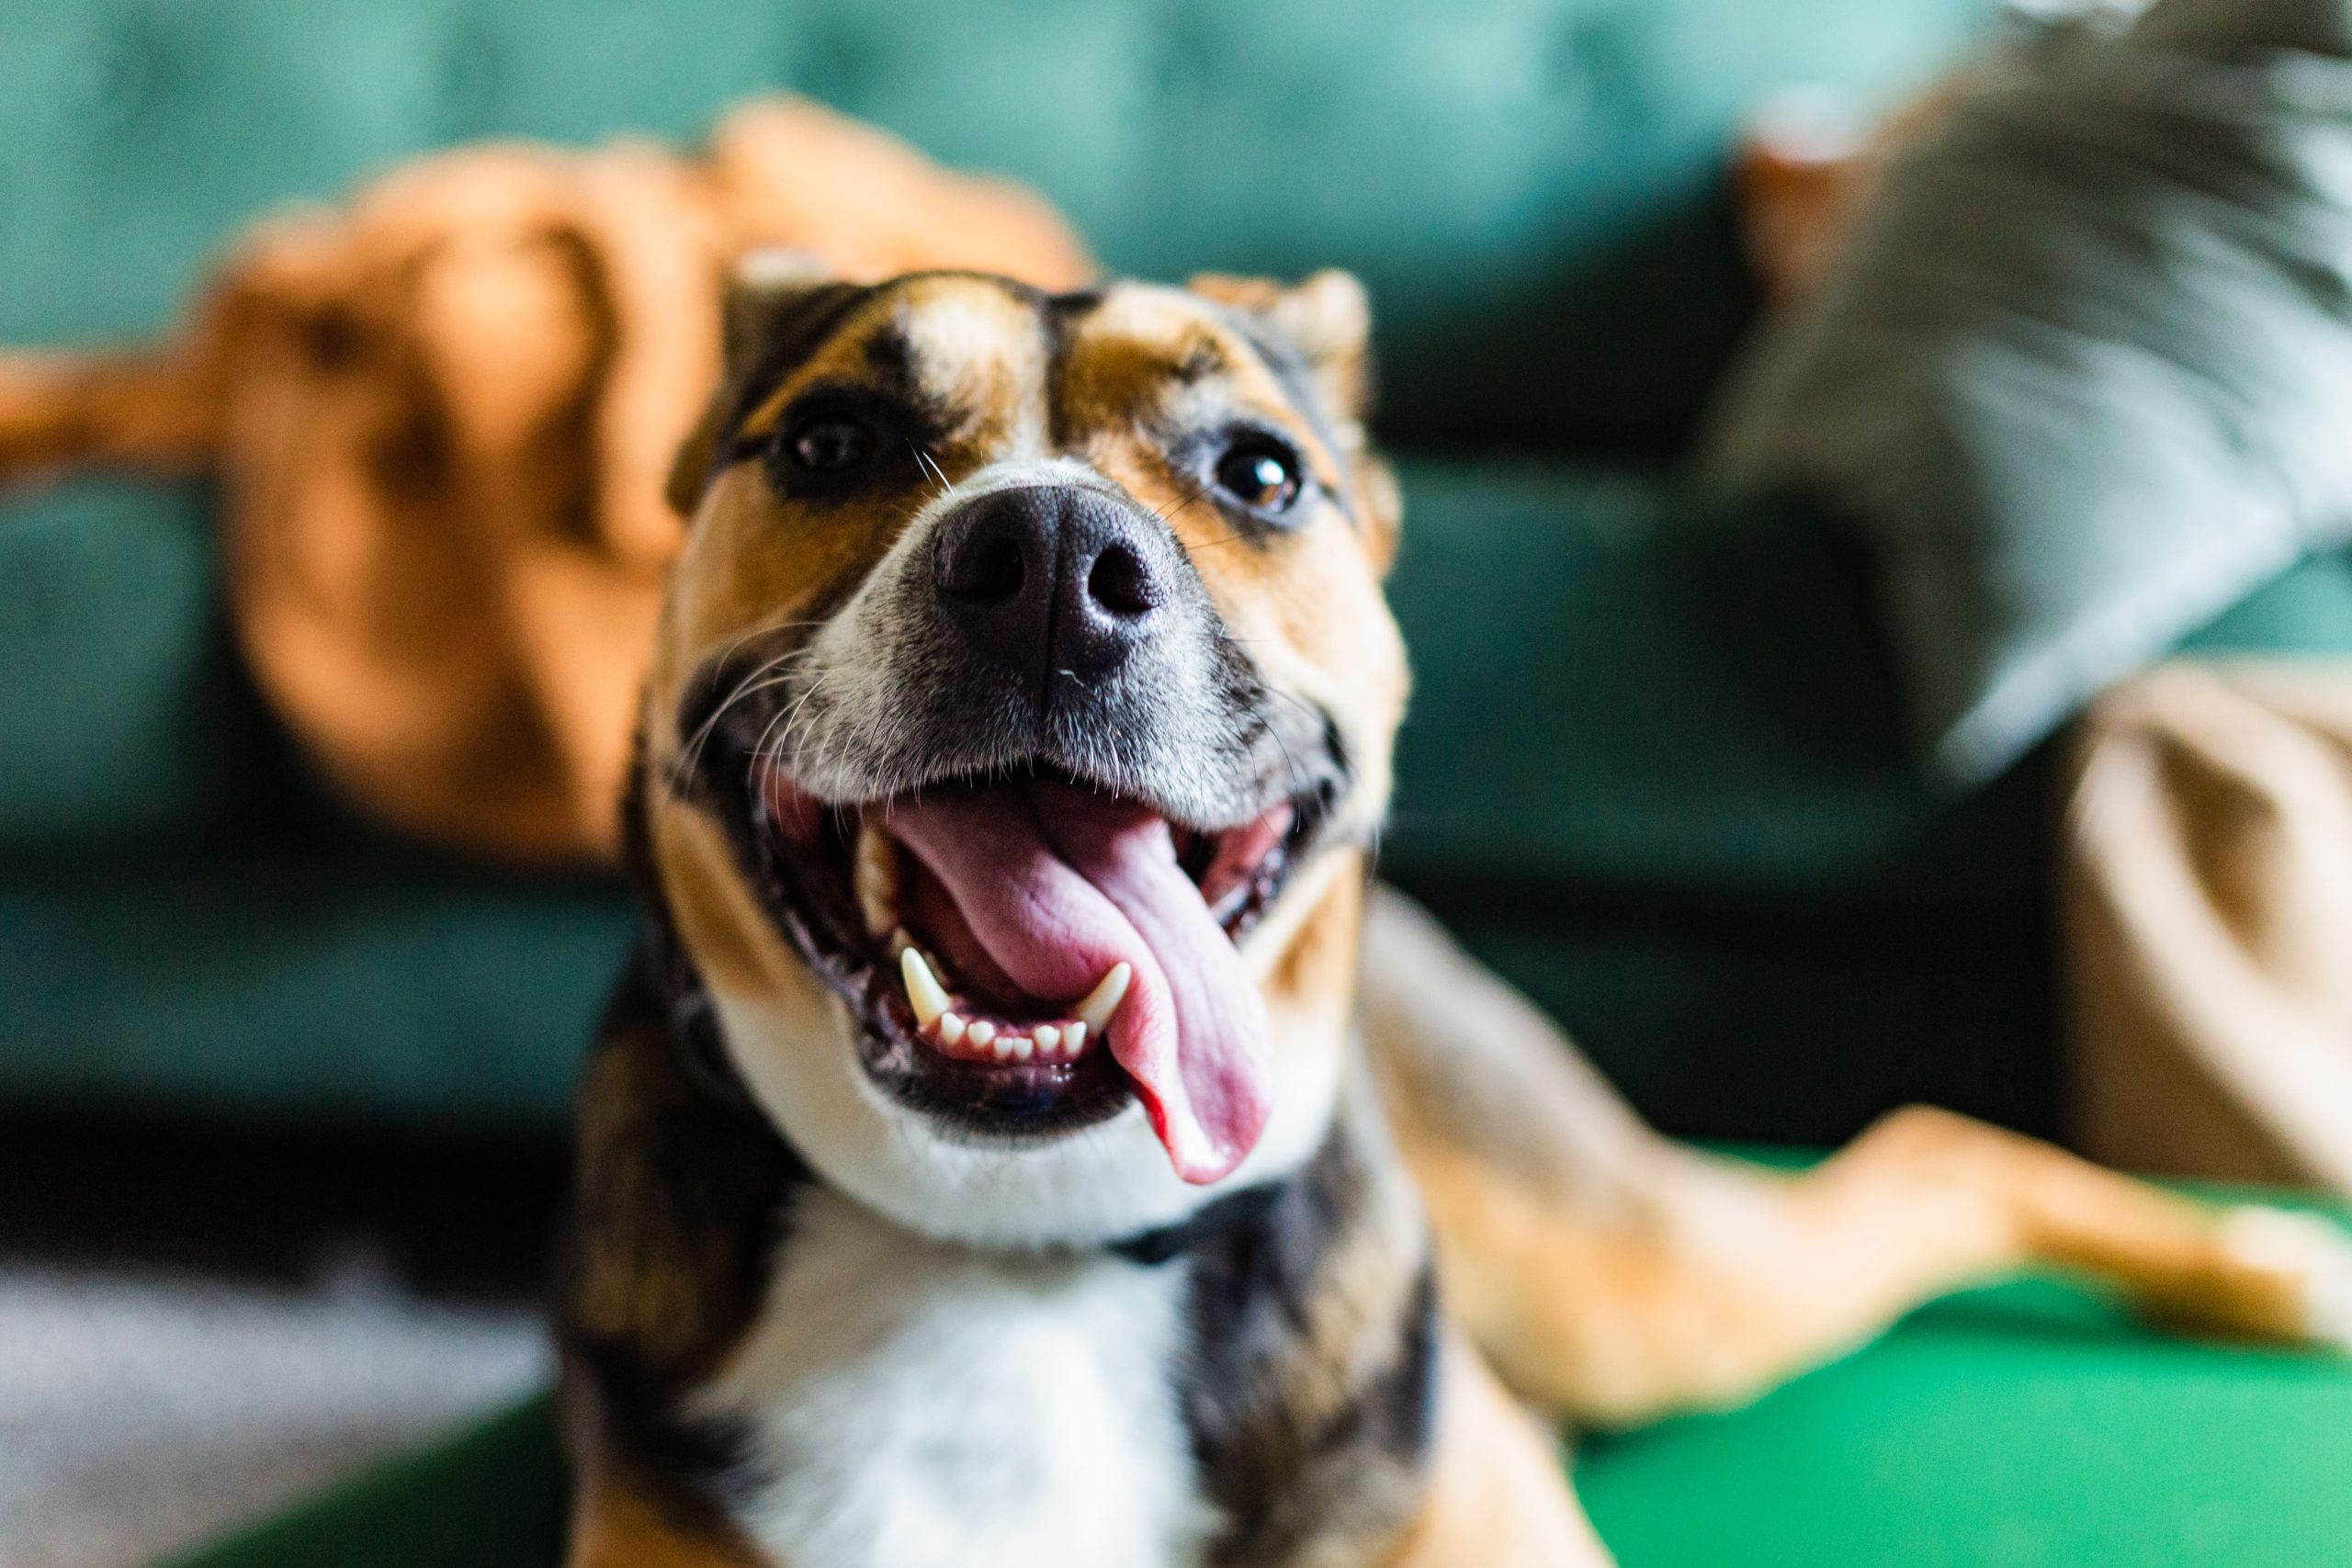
left=567, top=1472, right=763, bottom=1568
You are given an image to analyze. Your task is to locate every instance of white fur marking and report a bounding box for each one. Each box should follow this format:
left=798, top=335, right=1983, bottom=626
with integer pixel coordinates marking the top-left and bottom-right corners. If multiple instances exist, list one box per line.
left=700, top=1190, right=1216, bottom=1568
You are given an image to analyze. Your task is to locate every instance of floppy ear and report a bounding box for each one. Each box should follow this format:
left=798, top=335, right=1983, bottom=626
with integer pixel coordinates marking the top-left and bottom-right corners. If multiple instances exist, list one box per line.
left=665, top=248, right=847, bottom=514
left=1187, top=269, right=1400, bottom=573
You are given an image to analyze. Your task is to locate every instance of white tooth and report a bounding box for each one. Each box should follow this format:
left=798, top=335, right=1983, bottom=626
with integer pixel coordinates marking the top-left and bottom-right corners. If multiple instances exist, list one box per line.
left=967, top=1021, right=998, bottom=1047
left=900, top=947, right=950, bottom=1029
left=1073, top=964, right=1133, bottom=1032
left=1032, top=1025, right=1060, bottom=1055
left=939, top=1013, right=966, bottom=1046
left=1063, top=1022, right=1087, bottom=1053
left=1008, top=1036, right=1033, bottom=1062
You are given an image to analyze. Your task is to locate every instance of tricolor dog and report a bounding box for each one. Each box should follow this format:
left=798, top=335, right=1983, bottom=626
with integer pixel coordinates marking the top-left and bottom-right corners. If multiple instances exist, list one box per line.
left=558, top=259, right=2352, bottom=1568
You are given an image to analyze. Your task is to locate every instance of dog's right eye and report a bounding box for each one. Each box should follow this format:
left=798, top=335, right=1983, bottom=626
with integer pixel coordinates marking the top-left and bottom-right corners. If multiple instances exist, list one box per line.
left=786, top=413, right=878, bottom=475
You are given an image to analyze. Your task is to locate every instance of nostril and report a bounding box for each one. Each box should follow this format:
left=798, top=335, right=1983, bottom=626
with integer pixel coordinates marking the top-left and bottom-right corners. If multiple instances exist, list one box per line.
left=1087, top=545, right=1158, bottom=618
left=944, top=535, right=1027, bottom=607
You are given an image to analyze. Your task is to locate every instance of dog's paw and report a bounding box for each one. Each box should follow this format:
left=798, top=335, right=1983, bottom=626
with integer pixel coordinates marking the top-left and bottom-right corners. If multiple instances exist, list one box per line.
left=2207, top=1207, right=2352, bottom=1352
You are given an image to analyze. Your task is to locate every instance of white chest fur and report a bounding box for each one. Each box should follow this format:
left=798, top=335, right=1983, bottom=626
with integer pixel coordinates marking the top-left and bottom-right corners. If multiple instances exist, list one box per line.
left=695, top=1188, right=1217, bottom=1568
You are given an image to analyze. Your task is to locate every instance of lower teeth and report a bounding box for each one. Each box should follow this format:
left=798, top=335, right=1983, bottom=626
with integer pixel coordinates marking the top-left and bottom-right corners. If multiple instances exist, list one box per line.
left=896, top=947, right=1125, bottom=1065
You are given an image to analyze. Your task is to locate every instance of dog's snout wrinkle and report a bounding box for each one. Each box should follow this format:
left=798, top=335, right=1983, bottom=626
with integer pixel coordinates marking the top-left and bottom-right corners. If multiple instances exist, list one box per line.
left=932, top=485, right=1177, bottom=701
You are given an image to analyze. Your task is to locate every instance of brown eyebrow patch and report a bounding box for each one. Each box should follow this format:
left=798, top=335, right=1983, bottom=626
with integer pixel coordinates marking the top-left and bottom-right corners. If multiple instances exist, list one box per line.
left=1053, top=318, right=1244, bottom=446
left=1175, top=333, right=1233, bottom=386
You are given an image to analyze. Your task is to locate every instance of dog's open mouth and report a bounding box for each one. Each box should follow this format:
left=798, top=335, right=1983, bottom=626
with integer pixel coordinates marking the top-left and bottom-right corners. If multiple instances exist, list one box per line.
left=748, top=764, right=1325, bottom=1184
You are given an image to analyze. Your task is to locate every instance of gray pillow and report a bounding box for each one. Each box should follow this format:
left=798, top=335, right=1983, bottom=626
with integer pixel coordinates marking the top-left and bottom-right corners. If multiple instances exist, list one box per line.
left=1704, top=0, right=2352, bottom=784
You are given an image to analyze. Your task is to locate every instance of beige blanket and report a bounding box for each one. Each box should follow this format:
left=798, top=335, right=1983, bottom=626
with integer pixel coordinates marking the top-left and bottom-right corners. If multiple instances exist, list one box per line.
left=2067, top=660, right=2352, bottom=1193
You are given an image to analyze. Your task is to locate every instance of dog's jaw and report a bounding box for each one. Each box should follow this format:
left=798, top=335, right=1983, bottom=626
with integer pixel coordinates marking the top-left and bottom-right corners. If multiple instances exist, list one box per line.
left=705, top=969, right=1348, bottom=1249
left=670, top=714, right=1367, bottom=1244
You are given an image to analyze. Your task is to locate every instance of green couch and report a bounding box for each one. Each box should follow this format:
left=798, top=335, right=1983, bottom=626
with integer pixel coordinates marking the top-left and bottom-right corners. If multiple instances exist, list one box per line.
left=12, top=0, right=2352, bottom=1147
left=3, top=0, right=2040, bottom=1146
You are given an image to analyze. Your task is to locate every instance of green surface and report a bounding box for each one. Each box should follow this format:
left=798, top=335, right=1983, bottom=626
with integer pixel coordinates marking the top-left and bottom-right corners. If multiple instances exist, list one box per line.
left=158, top=1398, right=571, bottom=1568
left=1580, top=1272, right=2352, bottom=1567
left=1382, top=464, right=2048, bottom=910
left=162, top=1189, right=2352, bottom=1568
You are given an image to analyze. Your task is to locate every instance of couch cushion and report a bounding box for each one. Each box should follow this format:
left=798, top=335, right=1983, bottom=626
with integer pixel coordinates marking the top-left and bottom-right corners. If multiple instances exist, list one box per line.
left=0, top=479, right=277, bottom=850
left=0, top=833, right=633, bottom=1124
left=1383, top=458, right=2052, bottom=912
left=0, top=0, right=1993, bottom=457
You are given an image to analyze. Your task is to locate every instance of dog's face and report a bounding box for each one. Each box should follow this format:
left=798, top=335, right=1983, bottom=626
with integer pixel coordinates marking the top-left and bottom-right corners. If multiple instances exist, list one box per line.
left=642, top=261, right=1407, bottom=1245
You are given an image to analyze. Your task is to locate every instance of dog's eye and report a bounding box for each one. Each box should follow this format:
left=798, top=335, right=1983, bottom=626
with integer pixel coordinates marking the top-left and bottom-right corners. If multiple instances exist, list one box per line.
left=1212, top=440, right=1304, bottom=514
left=787, top=413, right=877, bottom=475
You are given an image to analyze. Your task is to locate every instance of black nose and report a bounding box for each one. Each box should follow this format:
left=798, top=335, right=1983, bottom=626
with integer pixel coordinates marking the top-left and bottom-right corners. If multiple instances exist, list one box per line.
left=933, top=485, right=1173, bottom=697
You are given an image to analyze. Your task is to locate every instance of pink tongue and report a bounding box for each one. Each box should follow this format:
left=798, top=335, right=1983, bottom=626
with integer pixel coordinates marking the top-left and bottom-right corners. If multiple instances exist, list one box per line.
left=883, top=781, right=1272, bottom=1184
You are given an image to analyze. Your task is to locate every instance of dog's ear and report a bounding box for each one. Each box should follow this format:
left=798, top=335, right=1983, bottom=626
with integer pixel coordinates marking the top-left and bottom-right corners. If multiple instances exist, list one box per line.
left=1188, top=269, right=1399, bottom=573
left=1187, top=269, right=1373, bottom=426
left=667, top=249, right=850, bottom=515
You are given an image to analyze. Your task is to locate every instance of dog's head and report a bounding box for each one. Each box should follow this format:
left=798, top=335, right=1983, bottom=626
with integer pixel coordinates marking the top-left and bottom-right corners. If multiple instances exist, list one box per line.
left=641, top=258, right=1407, bottom=1245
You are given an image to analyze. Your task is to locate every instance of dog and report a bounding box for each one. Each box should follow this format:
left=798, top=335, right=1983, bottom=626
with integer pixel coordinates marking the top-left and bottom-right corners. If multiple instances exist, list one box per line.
left=555, top=255, right=2352, bottom=1568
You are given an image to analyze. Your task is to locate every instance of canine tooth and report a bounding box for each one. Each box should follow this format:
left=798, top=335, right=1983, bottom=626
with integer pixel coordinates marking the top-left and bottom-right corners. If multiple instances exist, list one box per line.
left=900, top=948, right=951, bottom=1029
left=1008, top=1036, right=1033, bottom=1062
left=1063, top=1022, right=1087, bottom=1053
left=939, top=1013, right=966, bottom=1046
left=1073, top=964, right=1133, bottom=1032
left=1032, top=1025, right=1060, bottom=1055
left=967, top=1021, right=997, bottom=1047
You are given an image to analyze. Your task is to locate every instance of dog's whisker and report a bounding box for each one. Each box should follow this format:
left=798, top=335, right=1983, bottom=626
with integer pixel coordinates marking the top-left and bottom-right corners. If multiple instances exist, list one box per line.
left=1153, top=477, right=1216, bottom=526
left=914, top=445, right=955, bottom=499
left=676, top=642, right=822, bottom=786
left=671, top=614, right=834, bottom=782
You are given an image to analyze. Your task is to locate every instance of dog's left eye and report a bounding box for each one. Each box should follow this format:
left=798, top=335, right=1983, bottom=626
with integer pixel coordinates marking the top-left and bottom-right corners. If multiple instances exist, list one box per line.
left=1213, top=439, right=1304, bottom=515
left=787, top=413, right=878, bottom=475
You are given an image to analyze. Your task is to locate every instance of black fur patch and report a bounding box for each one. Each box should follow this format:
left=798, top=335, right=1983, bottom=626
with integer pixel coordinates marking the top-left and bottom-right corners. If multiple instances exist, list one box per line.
left=554, top=930, right=808, bottom=1525
left=719, top=280, right=879, bottom=444
left=1176, top=1116, right=1440, bottom=1567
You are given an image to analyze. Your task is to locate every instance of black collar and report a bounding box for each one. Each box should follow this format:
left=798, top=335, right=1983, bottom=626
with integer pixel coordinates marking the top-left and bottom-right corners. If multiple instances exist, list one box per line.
left=1109, top=1179, right=1290, bottom=1266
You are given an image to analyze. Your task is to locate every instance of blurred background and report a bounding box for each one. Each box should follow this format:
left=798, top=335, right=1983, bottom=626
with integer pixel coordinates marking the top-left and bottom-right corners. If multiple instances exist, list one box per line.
left=6, top=0, right=2352, bottom=1563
